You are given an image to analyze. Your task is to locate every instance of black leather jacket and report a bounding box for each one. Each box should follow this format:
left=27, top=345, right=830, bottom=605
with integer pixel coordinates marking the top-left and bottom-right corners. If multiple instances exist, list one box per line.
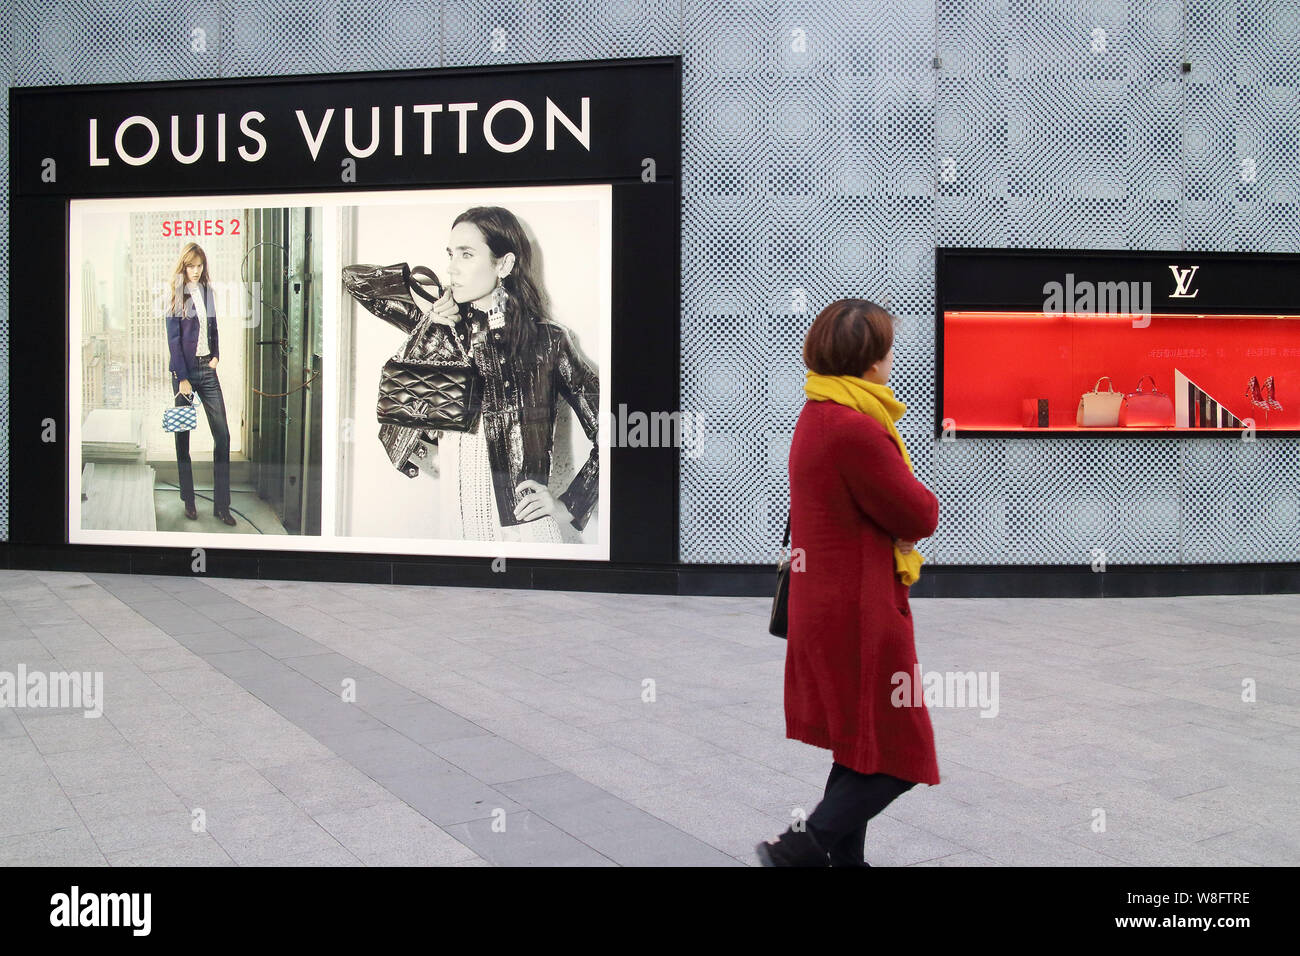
left=343, top=263, right=599, bottom=532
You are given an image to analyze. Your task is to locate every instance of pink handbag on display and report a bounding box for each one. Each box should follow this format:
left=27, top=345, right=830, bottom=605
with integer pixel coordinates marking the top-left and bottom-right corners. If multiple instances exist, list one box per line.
left=1076, top=376, right=1123, bottom=427
left=1119, top=375, right=1175, bottom=427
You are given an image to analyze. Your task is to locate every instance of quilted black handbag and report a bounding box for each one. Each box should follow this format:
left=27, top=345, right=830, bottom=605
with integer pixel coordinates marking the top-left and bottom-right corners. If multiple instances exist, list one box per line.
left=769, top=510, right=791, bottom=639
left=375, top=268, right=484, bottom=432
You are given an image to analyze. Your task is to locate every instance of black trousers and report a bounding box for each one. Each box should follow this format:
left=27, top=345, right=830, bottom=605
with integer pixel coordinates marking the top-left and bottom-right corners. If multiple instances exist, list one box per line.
left=806, top=762, right=916, bottom=866
left=174, top=363, right=231, bottom=513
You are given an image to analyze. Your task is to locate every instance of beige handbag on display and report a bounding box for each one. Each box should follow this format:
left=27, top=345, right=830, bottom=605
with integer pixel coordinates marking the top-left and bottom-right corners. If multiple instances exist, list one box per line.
left=1077, top=376, right=1123, bottom=427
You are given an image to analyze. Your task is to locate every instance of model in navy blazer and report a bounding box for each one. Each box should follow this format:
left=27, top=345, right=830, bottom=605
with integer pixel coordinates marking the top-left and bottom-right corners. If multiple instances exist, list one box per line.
left=166, top=279, right=220, bottom=383
left=165, top=242, right=235, bottom=526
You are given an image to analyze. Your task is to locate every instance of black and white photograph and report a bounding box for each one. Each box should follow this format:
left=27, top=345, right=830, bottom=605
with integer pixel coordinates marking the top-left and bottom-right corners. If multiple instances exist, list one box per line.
left=333, top=185, right=611, bottom=560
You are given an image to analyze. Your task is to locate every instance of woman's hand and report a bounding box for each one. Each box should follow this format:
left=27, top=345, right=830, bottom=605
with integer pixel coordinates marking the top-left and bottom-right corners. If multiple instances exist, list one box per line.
left=428, top=289, right=460, bottom=327
left=208, top=356, right=218, bottom=369
left=514, top=479, right=573, bottom=525
left=895, top=539, right=916, bottom=554
left=178, top=379, right=193, bottom=397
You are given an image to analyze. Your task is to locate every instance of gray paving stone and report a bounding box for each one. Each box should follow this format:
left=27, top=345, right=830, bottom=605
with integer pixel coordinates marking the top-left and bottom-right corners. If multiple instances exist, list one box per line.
left=318, top=726, right=459, bottom=781
left=71, top=781, right=190, bottom=825
left=382, top=767, right=523, bottom=827
left=172, top=628, right=255, bottom=655
left=148, top=665, right=246, bottom=700
left=426, top=734, right=563, bottom=784
left=912, top=850, right=1002, bottom=866
left=284, top=652, right=425, bottom=706
left=0, top=826, right=109, bottom=866
left=0, top=779, right=83, bottom=840
left=106, top=836, right=237, bottom=866
left=260, top=756, right=397, bottom=816
left=574, top=820, right=746, bottom=867
left=259, top=845, right=366, bottom=866
left=1195, top=822, right=1300, bottom=866
left=82, top=807, right=197, bottom=854
left=365, top=699, right=491, bottom=745
left=0, top=708, right=24, bottom=739
left=202, top=648, right=285, bottom=678
left=200, top=792, right=345, bottom=865
left=43, top=745, right=163, bottom=798
left=18, top=712, right=127, bottom=755
left=312, top=801, right=480, bottom=866
left=240, top=631, right=331, bottom=660
left=223, top=616, right=314, bottom=641
left=444, top=810, right=617, bottom=867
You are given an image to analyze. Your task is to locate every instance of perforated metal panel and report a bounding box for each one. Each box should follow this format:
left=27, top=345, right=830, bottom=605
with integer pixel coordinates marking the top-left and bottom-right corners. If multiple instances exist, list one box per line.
left=2, top=0, right=1299, bottom=566
left=681, top=0, right=938, bottom=562
left=680, top=0, right=1300, bottom=566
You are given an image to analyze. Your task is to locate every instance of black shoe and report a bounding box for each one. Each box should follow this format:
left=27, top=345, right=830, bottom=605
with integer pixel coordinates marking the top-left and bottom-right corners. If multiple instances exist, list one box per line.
left=184, top=502, right=198, bottom=520
left=755, top=826, right=830, bottom=867
left=214, top=510, right=237, bottom=527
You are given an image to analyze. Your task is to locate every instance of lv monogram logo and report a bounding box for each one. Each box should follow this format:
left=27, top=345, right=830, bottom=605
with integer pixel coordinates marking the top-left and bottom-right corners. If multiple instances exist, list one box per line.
left=1168, top=264, right=1200, bottom=299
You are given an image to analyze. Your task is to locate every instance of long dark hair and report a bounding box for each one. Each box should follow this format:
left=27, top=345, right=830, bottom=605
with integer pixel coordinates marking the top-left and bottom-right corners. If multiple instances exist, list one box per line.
left=168, top=242, right=210, bottom=316
left=452, top=206, right=547, bottom=356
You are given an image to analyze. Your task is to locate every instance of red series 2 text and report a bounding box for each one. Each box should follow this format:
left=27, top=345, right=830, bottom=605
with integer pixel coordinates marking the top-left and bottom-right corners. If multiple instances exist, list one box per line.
left=161, top=219, right=240, bottom=238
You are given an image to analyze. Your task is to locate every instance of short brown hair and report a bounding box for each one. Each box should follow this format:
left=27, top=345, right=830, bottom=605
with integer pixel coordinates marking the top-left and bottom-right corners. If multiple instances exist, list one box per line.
left=801, top=299, right=895, bottom=376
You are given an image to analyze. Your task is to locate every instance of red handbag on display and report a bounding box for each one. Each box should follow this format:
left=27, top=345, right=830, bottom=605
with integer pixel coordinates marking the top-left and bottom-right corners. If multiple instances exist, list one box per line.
left=1119, top=374, right=1175, bottom=427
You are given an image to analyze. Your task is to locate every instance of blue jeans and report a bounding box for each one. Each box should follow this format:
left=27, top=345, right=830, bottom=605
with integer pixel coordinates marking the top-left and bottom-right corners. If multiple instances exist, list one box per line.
left=174, top=363, right=230, bottom=513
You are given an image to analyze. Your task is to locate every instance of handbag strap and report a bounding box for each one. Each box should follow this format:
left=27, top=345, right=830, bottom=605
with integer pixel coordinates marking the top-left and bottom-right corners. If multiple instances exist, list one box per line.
left=1134, top=374, right=1157, bottom=393
left=1094, top=376, right=1114, bottom=393
left=781, top=510, right=791, bottom=549
left=408, top=265, right=443, bottom=305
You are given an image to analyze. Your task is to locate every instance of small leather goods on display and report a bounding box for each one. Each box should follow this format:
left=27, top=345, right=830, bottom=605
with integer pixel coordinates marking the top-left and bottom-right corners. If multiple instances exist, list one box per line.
left=374, top=267, right=484, bottom=432
left=1118, top=374, right=1176, bottom=427
left=1021, top=398, right=1049, bottom=427
left=1076, top=376, right=1123, bottom=427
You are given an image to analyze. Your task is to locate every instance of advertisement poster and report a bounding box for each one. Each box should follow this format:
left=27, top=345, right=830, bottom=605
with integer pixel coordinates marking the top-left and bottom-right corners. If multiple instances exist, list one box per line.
left=69, top=198, right=325, bottom=541
left=68, top=186, right=612, bottom=560
left=336, top=185, right=610, bottom=558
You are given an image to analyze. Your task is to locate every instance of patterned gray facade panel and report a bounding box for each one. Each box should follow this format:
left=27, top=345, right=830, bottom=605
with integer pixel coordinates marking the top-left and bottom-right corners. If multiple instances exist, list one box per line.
left=2, top=0, right=1298, bottom=564
left=443, top=0, right=679, bottom=65
left=9, top=0, right=221, bottom=85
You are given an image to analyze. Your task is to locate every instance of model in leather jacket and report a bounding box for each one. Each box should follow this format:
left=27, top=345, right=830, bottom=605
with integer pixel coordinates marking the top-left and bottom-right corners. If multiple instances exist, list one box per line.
left=342, top=206, right=599, bottom=534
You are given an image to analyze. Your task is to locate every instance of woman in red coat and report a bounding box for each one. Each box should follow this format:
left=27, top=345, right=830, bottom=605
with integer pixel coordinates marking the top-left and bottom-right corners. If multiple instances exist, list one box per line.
left=757, top=299, right=940, bottom=867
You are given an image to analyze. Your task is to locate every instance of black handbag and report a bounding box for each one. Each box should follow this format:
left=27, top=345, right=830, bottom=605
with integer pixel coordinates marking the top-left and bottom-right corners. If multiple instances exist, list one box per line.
left=375, top=267, right=484, bottom=432
left=769, top=510, right=791, bottom=639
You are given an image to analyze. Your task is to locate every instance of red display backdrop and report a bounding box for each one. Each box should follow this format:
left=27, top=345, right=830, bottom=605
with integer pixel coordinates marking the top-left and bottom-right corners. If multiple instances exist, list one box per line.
left=942, top=311, right=1300, bottom=432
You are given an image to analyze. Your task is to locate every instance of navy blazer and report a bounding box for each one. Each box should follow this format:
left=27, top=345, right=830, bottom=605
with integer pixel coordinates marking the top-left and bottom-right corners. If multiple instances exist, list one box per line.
left=165, top=282, right=220, bottom=381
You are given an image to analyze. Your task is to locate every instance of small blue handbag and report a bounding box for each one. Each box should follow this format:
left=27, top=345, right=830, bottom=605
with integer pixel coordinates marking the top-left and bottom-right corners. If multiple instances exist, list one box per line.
left=163, top=392, right=201, bottom=433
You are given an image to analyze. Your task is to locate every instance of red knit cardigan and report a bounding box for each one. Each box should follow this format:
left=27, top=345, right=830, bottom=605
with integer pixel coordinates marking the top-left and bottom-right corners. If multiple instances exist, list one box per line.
left=784, top=399, right=942, bottom=785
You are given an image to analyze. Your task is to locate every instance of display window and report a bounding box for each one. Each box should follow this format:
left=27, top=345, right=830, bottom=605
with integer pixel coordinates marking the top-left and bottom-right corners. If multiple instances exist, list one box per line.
left=936, top=249, right=1300, bottom=437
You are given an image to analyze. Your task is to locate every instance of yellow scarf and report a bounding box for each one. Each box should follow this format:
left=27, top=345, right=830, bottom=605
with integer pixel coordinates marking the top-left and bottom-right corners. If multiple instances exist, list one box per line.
left=804, top=371, right=925, bottom=586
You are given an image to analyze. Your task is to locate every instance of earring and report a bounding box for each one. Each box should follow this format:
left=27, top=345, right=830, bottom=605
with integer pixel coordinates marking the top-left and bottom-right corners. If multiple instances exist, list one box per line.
left=487, top=280, right=507, bottom=329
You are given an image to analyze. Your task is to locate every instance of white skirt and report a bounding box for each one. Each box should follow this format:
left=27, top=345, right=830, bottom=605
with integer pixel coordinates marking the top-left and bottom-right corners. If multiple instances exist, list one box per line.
left=437, top=423, right=564, bottom=544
